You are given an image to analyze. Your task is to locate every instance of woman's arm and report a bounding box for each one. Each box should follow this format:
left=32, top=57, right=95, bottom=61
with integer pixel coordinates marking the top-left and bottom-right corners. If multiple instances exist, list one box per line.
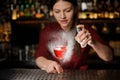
left=89, top=39, right=113, bottom=61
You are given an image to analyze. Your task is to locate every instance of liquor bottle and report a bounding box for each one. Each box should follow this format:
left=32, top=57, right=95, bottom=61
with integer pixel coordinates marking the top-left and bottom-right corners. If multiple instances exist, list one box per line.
left=30, top=4, right=36, bottom=17
left=11, top=0, right=17, bottom=20
left=116, top=24, right=120, bottom=34
left=19, top=4, right=25, bottom=17
left=102, top=23, right=109, bottom=34
left=24, top=1, right=31, bottom=17
left=114, top=0, right=120, bottom=18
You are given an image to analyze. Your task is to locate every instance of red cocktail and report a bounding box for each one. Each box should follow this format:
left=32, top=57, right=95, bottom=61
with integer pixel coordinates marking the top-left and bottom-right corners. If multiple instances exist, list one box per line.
left=54, top=46, right=66, bottom=59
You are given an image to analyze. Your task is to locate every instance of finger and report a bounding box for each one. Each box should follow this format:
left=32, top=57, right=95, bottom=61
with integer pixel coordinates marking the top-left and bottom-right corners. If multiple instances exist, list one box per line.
left=79, top=30, right=88, bottom=42
left=47, top=69, right=57, bottom=73
left=80, top=38, right=88, bottom=47
left=80, top=31, right=91, bottom=46
left=75, top=31, right=86, bottom=44
left=88, top=36, right=93, bottom=45
left=46, top=66, right=56, bottom=73
left=46, top=63, right=55, bottom=73
left=86, top=31, right=93, bottom=45
left=54, top=64, right=63, bottom=74
left=51, top=69, right=57, bottom=73
left=81, top=33, right=92, bottom=47
left=75, top=35, right=80, bottom=43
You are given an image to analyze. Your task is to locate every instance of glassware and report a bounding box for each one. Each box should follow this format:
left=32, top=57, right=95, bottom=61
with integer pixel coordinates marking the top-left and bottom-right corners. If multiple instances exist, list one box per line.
left=54, top=45, right=66, bottom=60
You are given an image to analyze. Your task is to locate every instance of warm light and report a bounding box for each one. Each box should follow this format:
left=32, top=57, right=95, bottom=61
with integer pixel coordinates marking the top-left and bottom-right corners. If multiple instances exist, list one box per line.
left=91, top=25, right=97, bottom=31
left=78, top=12, right=87, bottom=19
left=104, top=12, right=109, bottom=18
left=116, top=25, right=120, bottom=33
left=109, top=12, right=114, bottom=19
left=93, top=13, right=98, bottom=19
left=89, top=12, right=94, bottom=19
left=35, top=13, right=44, bottom=18
left=12, top=10, right=17, bottom=20
left=19, top=11, right=24, bottom=17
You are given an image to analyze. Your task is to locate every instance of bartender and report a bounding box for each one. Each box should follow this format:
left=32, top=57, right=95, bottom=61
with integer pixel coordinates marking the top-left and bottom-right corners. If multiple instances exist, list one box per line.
left=35, top=0, right=113, bottom=73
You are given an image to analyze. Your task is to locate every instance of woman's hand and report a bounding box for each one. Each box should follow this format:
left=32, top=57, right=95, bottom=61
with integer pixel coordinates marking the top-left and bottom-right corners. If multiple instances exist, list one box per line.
left=75, top=25, right=93, bottom=48
left=75, top=25, right=113, bottom=61
left=36, top=57, right=63, bottom=74
left=42, top=60, right=63, bottom=73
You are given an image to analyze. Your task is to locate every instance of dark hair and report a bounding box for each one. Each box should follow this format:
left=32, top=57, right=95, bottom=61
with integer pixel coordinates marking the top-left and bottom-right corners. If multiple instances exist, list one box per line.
left=48, top=0, right=78, bottom=10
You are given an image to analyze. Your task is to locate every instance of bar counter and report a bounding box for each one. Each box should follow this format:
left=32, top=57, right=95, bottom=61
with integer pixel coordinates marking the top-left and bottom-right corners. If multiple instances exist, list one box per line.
left=0, top=68, right=120, bottom=80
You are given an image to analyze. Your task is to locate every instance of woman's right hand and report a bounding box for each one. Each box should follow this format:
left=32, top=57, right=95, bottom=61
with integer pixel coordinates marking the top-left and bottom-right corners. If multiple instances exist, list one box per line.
left=35, top=57, right=63, bottom=73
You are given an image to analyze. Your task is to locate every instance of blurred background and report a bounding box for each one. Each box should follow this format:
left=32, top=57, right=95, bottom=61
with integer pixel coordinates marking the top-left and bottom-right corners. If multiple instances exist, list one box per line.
left=0, top=0, right=120, bottom=69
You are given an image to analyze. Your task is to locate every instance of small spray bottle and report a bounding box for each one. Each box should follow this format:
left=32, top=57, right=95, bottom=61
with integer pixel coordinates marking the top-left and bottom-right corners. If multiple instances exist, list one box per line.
left=76, top=25, right=92, bottom=48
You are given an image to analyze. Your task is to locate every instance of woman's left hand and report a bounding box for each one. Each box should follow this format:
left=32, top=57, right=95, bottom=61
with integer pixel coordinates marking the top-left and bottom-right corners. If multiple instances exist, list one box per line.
left=75, top=25, right=92, bottom=48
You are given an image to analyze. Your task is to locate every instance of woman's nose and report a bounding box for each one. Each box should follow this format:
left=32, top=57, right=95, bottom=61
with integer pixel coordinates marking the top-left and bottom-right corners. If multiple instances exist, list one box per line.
left=60, top=12, right=66, bottom=19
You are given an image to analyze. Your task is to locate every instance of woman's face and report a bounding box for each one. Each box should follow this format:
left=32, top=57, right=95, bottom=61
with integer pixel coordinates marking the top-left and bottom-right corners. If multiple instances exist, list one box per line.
left=53, top=0, right=74, bottom=31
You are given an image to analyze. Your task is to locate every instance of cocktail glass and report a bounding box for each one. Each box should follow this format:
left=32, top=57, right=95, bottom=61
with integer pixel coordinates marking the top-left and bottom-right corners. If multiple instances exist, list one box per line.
left=54, top=45, right=66, bottom=60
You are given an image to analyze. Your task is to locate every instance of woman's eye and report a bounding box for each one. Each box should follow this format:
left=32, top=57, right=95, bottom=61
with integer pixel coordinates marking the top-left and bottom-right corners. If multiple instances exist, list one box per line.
left=65, top=9, right=71, bottom=12
left=54, top=10, right=60, bottom=13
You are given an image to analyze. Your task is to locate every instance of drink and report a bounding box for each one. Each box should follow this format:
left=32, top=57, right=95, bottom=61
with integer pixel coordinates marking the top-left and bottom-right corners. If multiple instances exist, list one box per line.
left=54, top=46, right=66, bottom=59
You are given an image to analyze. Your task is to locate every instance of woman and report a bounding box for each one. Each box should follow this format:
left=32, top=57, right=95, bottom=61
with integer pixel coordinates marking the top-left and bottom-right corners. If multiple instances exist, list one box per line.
left=35, top=0, right=113, bottom=73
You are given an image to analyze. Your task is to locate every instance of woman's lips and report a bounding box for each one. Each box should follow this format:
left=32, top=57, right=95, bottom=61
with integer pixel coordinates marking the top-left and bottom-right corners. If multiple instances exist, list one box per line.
left=60, top=20, right=68, bottom=24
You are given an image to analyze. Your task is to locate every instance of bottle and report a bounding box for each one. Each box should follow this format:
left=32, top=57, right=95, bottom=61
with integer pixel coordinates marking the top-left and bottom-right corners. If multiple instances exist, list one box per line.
left=102, top=23, right=109, bottom=34
left=116, top=24, right=120, bottom=34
